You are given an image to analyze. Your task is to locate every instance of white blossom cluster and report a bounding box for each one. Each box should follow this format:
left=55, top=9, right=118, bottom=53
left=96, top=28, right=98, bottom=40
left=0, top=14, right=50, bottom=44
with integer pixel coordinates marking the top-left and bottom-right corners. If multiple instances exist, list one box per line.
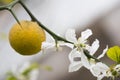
left=42, top=29, right=120, bottom=80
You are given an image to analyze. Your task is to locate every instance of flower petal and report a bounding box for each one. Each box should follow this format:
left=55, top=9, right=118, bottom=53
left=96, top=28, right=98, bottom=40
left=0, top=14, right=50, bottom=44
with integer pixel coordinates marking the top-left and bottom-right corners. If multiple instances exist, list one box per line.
left=69, top=61, right=82, bottom=72
left=65, top=29, right=77, bottom=43
left=97, top=45, right=108, bottom=59
left=81, top=29, right=92, bottom=41
left=64, top=43, right=74, bottom=49
left=90, top=62, right=109, bottom=77
left=42, top=42, right=55, bottom=50
left=81, top=52, right=90, bottom=69
left=69, top=48, right=81, bottom=63
left=42, top=41, right=64, bottom=52
left=89, top=39, right=100, bottom=55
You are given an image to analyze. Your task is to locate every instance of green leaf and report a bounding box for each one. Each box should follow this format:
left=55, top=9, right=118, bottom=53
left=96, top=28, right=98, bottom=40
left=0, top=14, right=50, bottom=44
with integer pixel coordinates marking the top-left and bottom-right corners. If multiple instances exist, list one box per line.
left=107, top=46, right=120, bottom=63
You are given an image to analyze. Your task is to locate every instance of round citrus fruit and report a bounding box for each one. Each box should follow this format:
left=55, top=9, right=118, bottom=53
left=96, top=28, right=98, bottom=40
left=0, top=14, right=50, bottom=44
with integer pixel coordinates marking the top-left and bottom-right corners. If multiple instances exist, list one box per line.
left=9, top=20, right=46, bottom=55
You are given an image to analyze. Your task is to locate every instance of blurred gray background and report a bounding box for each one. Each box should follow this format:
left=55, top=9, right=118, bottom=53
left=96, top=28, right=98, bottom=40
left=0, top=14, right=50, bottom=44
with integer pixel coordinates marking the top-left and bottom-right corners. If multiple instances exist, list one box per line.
left=0, top=0, right=120, bottom=80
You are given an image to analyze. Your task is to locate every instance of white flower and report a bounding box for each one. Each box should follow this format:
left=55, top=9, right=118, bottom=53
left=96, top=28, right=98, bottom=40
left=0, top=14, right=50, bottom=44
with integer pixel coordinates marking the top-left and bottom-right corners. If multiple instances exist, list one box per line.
left=90, top=62, right=120, bottom=80
left=67, top=28, right=108, bottom=72
left=42, top=41, right=64, bottom=53
left=65, top=29, right=92, bottom=49
left=67, top=29, right=101, bottom=72
left=90, top=62, right=109, bottom=80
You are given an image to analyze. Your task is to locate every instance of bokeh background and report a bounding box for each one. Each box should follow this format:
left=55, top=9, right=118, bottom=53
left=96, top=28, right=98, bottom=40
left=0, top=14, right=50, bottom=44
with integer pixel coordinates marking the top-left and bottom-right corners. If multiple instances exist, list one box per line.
left=0, top=0, right=120, bottom=80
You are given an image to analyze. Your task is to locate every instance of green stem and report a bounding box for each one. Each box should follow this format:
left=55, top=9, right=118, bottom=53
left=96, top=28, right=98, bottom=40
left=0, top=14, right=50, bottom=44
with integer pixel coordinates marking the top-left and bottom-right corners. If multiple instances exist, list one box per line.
left=19, top=0, right=73, bottom=44
left=9, top=9, right=21, bottom=25
left=83, top=49, right=100, bottom=62
left=0, top=6, right=7, bottom=10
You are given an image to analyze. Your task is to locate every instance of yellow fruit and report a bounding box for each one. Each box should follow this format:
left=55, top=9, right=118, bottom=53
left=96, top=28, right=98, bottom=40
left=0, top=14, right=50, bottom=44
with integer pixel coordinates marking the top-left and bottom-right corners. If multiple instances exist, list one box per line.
left=9, top=20, right=46, bottom=55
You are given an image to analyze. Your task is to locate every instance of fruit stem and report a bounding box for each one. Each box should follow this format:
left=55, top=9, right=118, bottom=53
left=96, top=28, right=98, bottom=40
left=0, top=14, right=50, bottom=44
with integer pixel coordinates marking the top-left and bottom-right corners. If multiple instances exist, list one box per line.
left=9, top=9, right=21, bottom=26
